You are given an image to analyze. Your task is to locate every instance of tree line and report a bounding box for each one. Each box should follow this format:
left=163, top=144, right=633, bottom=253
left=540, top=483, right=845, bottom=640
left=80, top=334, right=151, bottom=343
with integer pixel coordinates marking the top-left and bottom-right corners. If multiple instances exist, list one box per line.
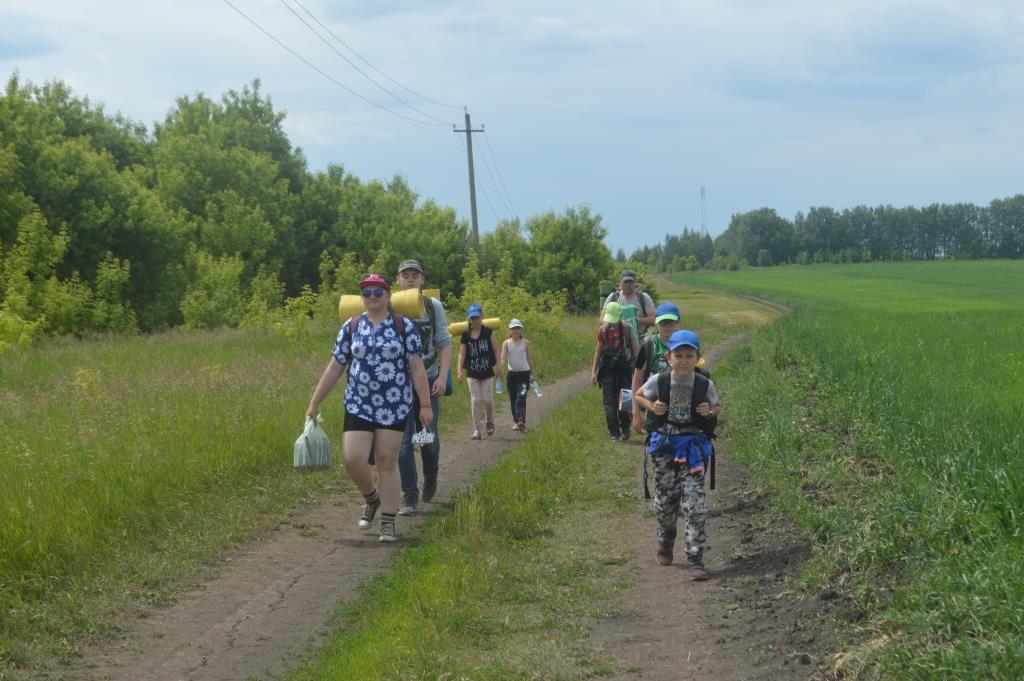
left=0, top=75, right=614, bottom=351
left=629, top=199, right=1024, bottom=272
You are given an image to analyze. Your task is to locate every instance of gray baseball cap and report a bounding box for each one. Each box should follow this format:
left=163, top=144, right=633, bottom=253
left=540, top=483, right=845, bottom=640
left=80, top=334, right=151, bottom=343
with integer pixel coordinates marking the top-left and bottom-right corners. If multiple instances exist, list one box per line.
left=398, top=259, right=424, bottom=273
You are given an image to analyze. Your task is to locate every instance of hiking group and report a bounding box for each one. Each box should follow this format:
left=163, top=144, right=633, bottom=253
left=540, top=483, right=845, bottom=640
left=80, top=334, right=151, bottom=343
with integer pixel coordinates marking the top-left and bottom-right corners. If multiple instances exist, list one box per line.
left=597, top=269, right=722, bottom=581
left=305, top=263, right=719, bottom=580
left=305, top=259, right=536, bottom=543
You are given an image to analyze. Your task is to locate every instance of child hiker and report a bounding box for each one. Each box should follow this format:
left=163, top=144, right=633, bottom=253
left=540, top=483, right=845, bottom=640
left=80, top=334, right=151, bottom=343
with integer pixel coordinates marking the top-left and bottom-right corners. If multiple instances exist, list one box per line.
left=499, top=318, right=534, bottom=432
left=592, top=300, right=640, bottom=441
left=457, top=303, right=499, bottom=439
left=305, top=273, right=432, bottom=543
left=632, top=329, right=721, bottom=580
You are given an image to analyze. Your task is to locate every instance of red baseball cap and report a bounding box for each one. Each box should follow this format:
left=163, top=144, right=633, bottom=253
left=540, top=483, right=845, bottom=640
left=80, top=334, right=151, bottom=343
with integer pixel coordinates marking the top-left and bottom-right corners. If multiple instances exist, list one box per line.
left=358, top=273, right=390, bottom=290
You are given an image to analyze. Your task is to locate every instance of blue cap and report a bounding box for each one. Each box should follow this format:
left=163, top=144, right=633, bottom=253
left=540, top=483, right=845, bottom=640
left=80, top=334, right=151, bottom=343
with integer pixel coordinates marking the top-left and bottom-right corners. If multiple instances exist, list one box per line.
left=467, top=303, right=483, bottom=319
left=654, top=302, right=680, bottom=323
left=668, top=329, right=700, bottom=351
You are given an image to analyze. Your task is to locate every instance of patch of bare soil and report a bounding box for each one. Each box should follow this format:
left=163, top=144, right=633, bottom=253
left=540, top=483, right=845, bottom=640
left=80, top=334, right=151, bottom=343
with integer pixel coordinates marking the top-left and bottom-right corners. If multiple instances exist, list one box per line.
left=589, top=335, right=847, bottom=680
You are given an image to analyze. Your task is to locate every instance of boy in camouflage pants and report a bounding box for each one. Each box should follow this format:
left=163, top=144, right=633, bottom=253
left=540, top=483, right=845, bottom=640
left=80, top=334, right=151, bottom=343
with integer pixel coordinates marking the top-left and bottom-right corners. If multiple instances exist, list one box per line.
left=632, top=330, right=721, bottom=581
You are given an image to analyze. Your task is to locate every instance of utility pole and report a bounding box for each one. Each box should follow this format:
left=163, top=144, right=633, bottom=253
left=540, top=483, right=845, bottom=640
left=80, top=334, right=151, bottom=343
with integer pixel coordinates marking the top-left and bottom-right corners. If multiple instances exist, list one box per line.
left=700, top=186, right=707, bottom=235
left=454, top=109, right=484, bottom=251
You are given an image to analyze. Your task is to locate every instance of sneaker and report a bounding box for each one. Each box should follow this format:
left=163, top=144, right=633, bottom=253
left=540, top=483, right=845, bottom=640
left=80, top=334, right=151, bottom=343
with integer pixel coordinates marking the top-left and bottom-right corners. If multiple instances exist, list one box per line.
left=470, top=430, right=482, bottom=440
left=621, top=428, right=631, bottom=441
left=486, top=421, right=495, bottom=436
left=689, top=563, right=708, bottom=581
left=609, top=435, right=620, bottom=442
left=511, top=422, right=520, bottom=431
left=519, top=422, right=527, bottom=432
left=656, top=551, right=673, bottom=566
left=358, top=498, right=380, bottom=530
left=378, top=523, right=397, bottom=543
left=398, top=493, right=417, bottom=516
left=422, top=474, right=437, bottom=503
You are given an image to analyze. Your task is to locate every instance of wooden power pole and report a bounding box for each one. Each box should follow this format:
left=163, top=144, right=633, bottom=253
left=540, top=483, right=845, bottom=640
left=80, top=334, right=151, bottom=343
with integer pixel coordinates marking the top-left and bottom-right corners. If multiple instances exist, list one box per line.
left=454, top=109, right=484, bottom=250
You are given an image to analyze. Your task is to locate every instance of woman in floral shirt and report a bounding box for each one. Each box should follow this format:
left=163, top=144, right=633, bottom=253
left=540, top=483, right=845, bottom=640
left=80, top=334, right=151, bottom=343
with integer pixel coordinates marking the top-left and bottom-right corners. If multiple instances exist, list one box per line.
left=306, top=273, right=432, bottom=543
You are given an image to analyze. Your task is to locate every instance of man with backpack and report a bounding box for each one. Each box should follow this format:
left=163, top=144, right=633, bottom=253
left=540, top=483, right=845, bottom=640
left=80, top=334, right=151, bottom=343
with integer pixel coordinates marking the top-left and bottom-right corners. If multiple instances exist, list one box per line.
left=395, top=259, right=452, bottom=516
left=601, top=269, right=656, bottom=338
left=591, top=301, right=640, bottom=441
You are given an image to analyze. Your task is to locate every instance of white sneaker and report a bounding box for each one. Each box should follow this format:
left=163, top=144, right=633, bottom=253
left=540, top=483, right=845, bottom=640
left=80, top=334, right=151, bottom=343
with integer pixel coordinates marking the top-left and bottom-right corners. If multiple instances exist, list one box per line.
left=378, top=523, right=397, bottom=543
left=470, top=430, right=482, bottom=440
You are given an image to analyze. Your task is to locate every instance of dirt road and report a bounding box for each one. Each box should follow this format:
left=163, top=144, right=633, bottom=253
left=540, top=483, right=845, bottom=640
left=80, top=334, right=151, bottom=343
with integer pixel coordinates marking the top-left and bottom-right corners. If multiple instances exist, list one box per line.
left=35, top=336, right=842, bottom=680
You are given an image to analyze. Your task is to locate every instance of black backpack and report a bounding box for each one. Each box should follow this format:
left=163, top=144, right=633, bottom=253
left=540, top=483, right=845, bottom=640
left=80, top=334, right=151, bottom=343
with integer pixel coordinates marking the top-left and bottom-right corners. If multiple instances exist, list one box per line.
left=641, top=367, right=718, bottom=497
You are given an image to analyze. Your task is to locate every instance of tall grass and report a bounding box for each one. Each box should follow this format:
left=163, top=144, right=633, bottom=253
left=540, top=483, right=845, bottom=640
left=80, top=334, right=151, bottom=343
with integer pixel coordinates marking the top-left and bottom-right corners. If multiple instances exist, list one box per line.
left=0, top=311, right=594, bottom=672
left=684, top=261, right=1024, bottom=678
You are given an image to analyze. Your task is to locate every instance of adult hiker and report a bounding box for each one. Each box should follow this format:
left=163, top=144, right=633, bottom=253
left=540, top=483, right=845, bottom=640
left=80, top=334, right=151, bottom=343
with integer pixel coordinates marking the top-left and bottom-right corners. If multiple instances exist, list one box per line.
left=601, top=269, right=656, bottom=338
left=305, top=273, right=432, bottom=543
left=394, top=259, right=452, bottom=517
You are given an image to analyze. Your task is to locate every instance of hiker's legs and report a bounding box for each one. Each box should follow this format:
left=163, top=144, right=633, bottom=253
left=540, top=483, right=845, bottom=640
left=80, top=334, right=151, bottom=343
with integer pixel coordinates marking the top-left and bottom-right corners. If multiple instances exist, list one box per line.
left=652, top=454, right=685, bottom=553
left=508, top=370, right=530, bottom=423
left=601, top=373, right=622, bottom=437
left=614, top=368, right=632, bottom=433
left=370, top=429, right=403, bottom=517
left=342, top=431, right=376, bottom=495
left=682, top=470, right=708, bottom=563
left=398, top=403, right=419, bottom=499
left=468, top=378, right=485, bottom=432
left=420, top=393, right=441, bottom=484
left=479, top=377, right=494, bottom=422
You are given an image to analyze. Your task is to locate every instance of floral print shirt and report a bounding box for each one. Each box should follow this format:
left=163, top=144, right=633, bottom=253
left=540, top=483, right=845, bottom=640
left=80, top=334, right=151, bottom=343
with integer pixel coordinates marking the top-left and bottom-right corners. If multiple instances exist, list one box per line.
left=332, top=313, right=423, bottom=426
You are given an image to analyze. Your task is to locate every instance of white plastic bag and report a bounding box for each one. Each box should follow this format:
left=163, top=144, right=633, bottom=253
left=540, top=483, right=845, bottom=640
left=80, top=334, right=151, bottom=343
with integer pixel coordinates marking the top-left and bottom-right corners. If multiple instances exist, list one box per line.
left=293, top=415, right=332, bottom=470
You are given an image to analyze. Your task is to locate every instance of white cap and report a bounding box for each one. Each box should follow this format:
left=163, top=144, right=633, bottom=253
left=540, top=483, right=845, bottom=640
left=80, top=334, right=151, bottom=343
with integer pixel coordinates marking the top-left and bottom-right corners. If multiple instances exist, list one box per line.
left=508, top=318, right=524, bottom=328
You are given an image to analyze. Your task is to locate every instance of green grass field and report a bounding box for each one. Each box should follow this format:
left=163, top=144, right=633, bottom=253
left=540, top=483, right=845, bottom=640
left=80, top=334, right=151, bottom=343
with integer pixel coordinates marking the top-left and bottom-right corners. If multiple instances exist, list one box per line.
left=676, top=261, right=1024, bottom=678
left=0, top=312, right=593, bottom=672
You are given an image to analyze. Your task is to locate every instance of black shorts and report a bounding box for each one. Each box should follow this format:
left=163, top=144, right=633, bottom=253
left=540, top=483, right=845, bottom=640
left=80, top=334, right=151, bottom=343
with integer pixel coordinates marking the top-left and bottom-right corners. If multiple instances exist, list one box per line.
left=344, top=411, right=406, bottom=433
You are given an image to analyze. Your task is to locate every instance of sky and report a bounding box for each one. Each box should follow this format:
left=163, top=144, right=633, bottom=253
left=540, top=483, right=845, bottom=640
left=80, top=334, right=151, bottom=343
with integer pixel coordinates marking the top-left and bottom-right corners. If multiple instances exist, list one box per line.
left=2, top=0, right=1023, bottom=254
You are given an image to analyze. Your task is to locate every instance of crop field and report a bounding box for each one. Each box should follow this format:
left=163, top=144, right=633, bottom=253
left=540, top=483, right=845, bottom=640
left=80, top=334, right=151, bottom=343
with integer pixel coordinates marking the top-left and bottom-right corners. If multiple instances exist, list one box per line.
left=676, top=261, right=1024, bottom=678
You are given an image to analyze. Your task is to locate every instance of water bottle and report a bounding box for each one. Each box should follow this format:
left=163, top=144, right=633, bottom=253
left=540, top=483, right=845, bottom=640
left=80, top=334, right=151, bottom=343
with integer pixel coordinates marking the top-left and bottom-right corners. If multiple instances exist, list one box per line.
left=495, top=379, right=503, bottom=394
left=531, top=380, right=543, bottom=397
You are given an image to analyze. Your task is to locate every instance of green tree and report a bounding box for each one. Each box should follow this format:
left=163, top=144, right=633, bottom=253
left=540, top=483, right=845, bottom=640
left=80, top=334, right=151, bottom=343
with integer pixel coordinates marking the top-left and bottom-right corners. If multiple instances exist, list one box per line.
left=524, top=205, right=614, bottom=311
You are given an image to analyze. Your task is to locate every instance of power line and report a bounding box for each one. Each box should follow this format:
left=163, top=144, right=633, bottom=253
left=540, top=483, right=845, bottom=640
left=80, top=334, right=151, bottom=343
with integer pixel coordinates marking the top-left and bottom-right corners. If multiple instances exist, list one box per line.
left=221, top=0, right=445, bottom=127
left=455, top=132, right=501, bottom=226
left=474, top=131, right=515, bottom=219
left=278, top=0, right=454, bottom=126
left=292, top=0, right=462, bottom=110
left=481, top=131, right=519, bottom=220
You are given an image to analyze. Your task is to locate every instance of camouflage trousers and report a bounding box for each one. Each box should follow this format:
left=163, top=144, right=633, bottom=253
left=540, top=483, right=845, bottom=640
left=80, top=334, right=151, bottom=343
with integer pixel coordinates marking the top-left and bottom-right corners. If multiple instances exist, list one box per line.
left=651, top=454, right=707, bottom=563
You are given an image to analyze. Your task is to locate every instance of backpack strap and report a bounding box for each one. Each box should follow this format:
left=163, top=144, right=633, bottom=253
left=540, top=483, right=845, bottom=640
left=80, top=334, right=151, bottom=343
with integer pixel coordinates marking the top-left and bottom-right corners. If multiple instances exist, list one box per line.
left=691, top=372, right=718, bottom=438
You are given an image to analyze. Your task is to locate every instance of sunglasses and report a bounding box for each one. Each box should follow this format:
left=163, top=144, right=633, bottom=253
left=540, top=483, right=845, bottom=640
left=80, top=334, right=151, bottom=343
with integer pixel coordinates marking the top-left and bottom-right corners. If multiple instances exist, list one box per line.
left=361, top=287, right=386, bottom=298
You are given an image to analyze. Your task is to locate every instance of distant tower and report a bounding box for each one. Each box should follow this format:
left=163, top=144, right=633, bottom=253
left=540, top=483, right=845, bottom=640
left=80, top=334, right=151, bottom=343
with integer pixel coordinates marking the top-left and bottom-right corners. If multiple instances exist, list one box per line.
left=700, top=186, right=707, bottom=235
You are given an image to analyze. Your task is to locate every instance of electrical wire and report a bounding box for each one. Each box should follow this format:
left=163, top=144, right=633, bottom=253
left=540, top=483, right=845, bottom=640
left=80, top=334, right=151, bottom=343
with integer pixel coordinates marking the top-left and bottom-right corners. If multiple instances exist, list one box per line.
left=474, top=132, right=515, bottom=219
left=455, top=132, right=502, bottom=225
left=481, top=130, right=519, bottom=220
left=279, top=0, right=454, bottom=126
left=293, top=0, right=462, bottom=110
left=221, top=0, right=446, bottom=127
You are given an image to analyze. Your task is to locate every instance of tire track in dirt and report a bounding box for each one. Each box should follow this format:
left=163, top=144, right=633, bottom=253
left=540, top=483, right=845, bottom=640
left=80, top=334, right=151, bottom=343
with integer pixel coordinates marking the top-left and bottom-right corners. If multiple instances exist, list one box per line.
left=31, top=370, right=593, bottom=681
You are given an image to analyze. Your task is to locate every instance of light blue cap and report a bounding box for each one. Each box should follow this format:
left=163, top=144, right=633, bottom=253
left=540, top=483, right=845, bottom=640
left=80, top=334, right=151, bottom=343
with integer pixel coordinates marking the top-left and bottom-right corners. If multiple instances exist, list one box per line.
left=467, top=303, right=483, bottom=319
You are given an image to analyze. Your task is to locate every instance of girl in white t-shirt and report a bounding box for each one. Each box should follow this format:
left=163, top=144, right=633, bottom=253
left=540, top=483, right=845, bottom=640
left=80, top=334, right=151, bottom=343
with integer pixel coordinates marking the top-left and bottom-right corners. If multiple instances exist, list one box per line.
left=499, top=318, right=534, bottom=431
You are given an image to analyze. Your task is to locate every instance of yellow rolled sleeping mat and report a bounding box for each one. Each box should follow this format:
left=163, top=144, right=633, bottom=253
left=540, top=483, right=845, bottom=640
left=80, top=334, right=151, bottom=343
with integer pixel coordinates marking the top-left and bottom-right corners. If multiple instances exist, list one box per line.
left=448, top=318, right=502, bottom=336
left=338, top=287, right=426, bottom=322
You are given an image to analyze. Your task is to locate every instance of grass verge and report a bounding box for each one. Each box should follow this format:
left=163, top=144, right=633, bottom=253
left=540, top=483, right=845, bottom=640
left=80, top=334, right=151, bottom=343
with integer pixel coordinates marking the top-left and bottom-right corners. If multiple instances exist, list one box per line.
left=0, top=313, right=593, bottom=675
